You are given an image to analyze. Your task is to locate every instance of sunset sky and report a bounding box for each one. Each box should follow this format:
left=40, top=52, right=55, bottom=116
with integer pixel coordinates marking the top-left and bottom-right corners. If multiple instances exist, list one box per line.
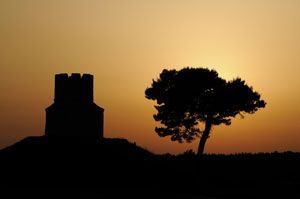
left=1, top=0, right=300, bottom=154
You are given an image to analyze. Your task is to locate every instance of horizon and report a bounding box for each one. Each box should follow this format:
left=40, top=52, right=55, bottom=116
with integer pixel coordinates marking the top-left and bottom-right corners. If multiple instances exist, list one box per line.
left=1, top=0, right=300, bottom=154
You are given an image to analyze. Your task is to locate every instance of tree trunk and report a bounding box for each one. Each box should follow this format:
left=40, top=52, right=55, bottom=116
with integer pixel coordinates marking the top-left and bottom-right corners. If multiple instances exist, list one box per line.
left=197, top=119, right=212, bottom=156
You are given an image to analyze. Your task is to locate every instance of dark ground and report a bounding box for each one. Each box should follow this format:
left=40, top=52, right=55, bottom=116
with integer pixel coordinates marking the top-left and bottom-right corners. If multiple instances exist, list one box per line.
left=1, top=136, right=300, bottom=199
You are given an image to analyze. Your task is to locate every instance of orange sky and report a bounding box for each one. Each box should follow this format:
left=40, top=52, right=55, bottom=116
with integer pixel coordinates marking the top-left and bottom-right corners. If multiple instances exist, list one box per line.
left=1, top=0, right=300, bottom=154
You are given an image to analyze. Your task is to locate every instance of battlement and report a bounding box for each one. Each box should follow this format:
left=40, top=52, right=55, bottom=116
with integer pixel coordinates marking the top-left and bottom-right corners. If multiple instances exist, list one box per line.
left=55, top=73, right=94, bottom=103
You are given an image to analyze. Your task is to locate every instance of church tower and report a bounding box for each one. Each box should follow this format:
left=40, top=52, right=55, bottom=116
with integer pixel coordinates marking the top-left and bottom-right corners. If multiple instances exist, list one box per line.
left=45, top=73, right=104, bottom=138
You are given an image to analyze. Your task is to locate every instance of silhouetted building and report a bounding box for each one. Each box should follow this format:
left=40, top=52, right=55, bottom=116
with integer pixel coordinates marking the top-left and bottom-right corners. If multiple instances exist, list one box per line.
left=45, top=73, right=104, bottom=138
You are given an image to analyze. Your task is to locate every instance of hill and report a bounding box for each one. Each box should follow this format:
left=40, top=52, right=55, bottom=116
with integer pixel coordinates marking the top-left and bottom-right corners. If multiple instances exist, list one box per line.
left=1, top=136, right=300, bottom=198
left=1, top=136, right=156, bottom=198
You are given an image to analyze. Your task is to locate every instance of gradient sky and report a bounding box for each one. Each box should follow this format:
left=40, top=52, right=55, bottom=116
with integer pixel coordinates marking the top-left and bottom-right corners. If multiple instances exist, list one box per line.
left=1, top=0, right=300, bottom=154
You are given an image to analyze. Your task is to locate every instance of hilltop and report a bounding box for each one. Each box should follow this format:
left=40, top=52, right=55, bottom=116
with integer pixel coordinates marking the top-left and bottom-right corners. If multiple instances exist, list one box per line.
left=1, top=136, right=300, bottom=198
left=1, top=136, right=156, bottom=198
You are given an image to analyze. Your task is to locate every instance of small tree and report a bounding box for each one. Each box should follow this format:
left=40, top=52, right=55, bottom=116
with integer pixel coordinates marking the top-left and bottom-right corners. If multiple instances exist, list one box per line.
left=145, top=67, right=266, bottom=155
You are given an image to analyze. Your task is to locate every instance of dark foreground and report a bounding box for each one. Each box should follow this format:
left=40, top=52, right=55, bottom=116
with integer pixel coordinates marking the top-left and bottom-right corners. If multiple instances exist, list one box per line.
left=1, top=136, right=300, bottom=199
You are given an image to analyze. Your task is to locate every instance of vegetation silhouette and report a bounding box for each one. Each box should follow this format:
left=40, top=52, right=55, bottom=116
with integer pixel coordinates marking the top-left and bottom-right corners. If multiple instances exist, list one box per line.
left=2, top=72, right=300, bottom=198
left=145, top=67, right=266, bottom=155
left=1, top=140, right=300, bottom=198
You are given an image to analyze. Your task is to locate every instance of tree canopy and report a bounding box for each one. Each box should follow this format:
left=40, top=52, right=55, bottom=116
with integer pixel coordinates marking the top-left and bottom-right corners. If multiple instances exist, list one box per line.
left=145, top=67, right=266, bottom=155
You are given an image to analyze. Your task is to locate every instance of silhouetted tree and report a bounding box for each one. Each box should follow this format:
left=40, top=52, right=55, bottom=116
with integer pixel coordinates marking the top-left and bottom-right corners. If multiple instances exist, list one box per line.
left=145, top=67, right=266, bottom=155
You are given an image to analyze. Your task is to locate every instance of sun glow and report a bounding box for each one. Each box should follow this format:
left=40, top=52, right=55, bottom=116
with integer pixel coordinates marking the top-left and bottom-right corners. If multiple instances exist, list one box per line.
left=1, top=0, right=300, bottom=154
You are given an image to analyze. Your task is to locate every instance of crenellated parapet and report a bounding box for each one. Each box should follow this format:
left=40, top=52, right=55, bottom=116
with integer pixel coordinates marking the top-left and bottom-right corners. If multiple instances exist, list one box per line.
left=55, top=73, right=93, bottom=103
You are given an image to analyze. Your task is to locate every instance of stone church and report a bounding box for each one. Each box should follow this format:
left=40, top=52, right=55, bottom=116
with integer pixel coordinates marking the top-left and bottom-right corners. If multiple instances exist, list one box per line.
left=45, top=73, right=104, bottom=138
